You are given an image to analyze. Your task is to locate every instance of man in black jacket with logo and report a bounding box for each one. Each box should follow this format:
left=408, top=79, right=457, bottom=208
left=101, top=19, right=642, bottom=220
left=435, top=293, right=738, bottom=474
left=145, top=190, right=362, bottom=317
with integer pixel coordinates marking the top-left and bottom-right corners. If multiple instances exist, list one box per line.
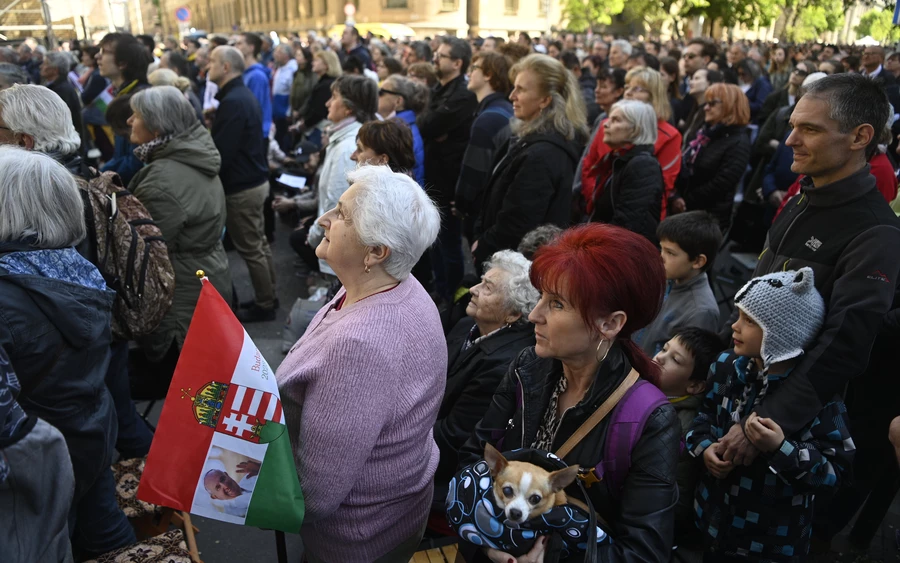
left=208, top=46, right=277, bottom=323
left=419, top=37, right=478, bottom=301
left=716, top=74, right=900, bottom=548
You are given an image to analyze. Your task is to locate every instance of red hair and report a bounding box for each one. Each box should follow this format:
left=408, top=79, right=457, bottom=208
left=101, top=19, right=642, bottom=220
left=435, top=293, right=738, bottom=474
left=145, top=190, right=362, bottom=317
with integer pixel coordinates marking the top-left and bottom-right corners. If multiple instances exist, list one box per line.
left=530, top=223, right=666, bottom=384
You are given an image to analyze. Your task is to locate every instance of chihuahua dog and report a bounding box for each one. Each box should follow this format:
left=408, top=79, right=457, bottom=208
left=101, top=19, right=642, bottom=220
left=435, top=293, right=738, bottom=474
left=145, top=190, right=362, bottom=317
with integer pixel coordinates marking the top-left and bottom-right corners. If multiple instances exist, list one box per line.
left=484, top=443, right=580, bottom=525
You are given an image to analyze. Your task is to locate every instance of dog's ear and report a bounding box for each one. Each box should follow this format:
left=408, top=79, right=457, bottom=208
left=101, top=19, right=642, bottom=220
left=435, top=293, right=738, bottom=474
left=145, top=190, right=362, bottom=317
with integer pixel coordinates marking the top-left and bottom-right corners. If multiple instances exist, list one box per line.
left=484, top=443, right=507, bottom=475
left=548, top=465, right=580, bottom=492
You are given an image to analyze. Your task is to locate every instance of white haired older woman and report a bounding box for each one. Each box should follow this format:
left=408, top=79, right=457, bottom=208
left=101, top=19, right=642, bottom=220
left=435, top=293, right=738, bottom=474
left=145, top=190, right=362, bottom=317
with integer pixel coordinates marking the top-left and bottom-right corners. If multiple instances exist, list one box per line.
left=434, top=250, right=539, bottom=490
left=126, top=85, right=232, bottom=396
left=276, top=165, right=444, bottom=563
left=0, top=83, right=81, bottom=170
left=0, top=146, right=135, bottom=556
left=590, top=99, right=665, bottom=245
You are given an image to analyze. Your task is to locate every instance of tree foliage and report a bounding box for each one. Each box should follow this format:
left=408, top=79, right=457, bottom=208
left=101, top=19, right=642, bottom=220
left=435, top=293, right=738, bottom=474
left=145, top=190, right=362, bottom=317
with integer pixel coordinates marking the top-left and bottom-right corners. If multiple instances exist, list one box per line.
left=855, top=8, right=900, bottom=42
left=561, top=0, right=626, bottom=32
left=787, top=0, right=844, bottom=41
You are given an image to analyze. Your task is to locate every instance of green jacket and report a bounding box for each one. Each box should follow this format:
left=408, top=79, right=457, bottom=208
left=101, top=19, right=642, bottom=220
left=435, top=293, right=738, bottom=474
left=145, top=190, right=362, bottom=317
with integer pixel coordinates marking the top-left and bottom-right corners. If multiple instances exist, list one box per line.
left=129, top=121, right=232, bottom=360
left=672, top=394, right=703, bottom=539
left=290, top=71, right=316, bottom=114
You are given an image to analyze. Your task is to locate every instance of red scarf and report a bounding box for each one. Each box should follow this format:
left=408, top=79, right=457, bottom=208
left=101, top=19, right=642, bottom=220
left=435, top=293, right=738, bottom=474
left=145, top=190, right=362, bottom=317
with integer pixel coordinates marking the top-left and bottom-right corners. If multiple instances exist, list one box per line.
left=589, top=144, right=633, bottom=210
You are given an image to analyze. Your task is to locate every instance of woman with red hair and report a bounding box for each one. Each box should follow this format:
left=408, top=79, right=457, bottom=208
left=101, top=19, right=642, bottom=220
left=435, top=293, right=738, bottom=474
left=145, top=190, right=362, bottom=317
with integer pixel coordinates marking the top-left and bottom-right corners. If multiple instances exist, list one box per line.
left=457, top=223, right=681, bottom=562
left=672, top=82, right=752, bottom=231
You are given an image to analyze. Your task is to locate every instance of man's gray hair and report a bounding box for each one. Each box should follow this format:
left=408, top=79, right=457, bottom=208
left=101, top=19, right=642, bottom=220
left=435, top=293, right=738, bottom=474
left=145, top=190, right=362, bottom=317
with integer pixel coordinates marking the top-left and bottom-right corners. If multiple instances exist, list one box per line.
left=484, top=250, right=540, bottom=319
left=803, top=73, right=892, bottom=158
left=217, top=46, right=245, bottom=74
left=0, top=63, right=27, bottom=89
left=0, top=84, right=80, bottom=154
left=0, top=48, right=18, bottom=64
left=0, top=146, right=85, bottom=247
left=611, top=39, right=632, bottom=56
left=346, top=165, right=440, bottom=280
left=275, top=43, right=294, bottom=59
left=45, top=51, right=72, bottom=77
left=609, top=99, right=658, bottom=146
left=131, top=85, right=198, bottom=137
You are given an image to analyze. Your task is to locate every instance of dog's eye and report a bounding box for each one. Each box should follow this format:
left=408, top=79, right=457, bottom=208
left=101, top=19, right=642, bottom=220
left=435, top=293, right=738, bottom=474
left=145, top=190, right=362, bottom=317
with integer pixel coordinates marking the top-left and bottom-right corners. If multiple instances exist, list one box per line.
left=502, top=486, right=514, bottom=497
left=529, top=494, right=542, bottom=505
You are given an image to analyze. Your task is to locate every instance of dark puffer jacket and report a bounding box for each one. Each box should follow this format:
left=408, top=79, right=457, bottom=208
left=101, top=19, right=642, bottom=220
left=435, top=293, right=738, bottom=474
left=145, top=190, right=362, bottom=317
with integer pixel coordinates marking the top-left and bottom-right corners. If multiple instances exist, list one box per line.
left=434, top=318, right=535, bottom=484
left=474, top=132, right=581, bottom=267
left=0, top=243, right=117, bottom=505
left=457, top=344, right=681, bottom=562
left=590, top=144, right=663, bottom=245
left=676, top=124, right=751, bottom=231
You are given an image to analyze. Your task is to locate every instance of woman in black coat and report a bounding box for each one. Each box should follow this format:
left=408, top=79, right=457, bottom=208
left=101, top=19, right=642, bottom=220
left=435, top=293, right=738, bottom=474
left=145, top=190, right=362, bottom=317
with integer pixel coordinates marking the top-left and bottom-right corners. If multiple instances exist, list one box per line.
left=472, top=54, right=588, bottom=268
left=589, top=100, right=664, bottom=245
left=673, top=82, right=751, bottom=231
left=434, top=250, right=538, bottom=492
left=300, top=50, right=340, bottom=147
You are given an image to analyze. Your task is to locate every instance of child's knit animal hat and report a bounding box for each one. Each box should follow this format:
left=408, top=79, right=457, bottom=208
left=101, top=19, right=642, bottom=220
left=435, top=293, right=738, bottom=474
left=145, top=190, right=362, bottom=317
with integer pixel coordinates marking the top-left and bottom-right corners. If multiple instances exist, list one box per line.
left=734, top=267, right=825, bottom=367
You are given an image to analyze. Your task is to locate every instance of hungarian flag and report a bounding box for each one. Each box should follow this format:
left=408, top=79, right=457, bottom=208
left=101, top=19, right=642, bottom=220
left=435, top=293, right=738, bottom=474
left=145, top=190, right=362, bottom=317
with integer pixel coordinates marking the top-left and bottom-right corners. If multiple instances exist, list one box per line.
left=138, top=278, right=304, bottom=532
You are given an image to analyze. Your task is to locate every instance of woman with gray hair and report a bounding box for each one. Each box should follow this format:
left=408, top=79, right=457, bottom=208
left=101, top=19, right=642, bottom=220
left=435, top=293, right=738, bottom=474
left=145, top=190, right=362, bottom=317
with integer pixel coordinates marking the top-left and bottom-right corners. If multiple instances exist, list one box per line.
left=126, top=85, right=232, bottom=391
left=0, top=145, right=136, bottom=556
left=434, top=250, right=538, bottom=491
left=276, top=165, right=444, bottom=562
left=590, top=99, right=665, bottom=244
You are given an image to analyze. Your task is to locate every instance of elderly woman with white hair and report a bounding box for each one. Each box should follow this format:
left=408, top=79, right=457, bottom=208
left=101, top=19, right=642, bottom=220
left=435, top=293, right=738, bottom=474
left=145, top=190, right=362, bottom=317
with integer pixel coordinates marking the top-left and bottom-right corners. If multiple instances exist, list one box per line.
left=434, top=250, right=538, bottom=490
left=126, top=85, right=232, bottom=396
left=590, top=99, right=665, bottom=245
left=276, top=165, right=444, bottom=563
left=0, top=146, right=135, bottom=556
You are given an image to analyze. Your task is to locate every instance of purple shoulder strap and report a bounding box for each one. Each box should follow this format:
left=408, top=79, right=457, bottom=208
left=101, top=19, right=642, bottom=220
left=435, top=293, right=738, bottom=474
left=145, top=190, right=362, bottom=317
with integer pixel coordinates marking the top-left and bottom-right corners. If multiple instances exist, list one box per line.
left=596, top=379, right=668, bottom=498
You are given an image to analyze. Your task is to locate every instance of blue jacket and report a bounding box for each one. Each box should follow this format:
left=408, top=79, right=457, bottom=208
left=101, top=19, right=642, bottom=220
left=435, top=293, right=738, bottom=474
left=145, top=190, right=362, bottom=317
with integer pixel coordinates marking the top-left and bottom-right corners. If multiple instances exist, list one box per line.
left=686, top=351, right=854, bottom=560
left=212, top=77, right=269, bottom=194
left=243, top=63, right=273, bottom=137
left=761, top=134, right=798, bottom=198
left=0, top=244, right=117, bottom=506
left=396, top=109, right=426, bottom=187
left=100, top=134, right=143, bottom=186
left=746, top=76, right=774, bottom=124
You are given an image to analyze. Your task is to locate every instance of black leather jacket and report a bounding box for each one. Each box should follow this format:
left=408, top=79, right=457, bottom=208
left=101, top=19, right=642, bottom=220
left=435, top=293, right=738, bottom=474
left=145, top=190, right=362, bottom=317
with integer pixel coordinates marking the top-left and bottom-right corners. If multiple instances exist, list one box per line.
left=457, top=344, right=681, bottom=562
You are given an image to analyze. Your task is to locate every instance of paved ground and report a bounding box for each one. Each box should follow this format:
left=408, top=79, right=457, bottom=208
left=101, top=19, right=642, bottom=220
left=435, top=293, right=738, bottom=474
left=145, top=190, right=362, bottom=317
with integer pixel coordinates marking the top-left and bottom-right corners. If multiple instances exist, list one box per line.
left=139, top=222, right=900, bottom=562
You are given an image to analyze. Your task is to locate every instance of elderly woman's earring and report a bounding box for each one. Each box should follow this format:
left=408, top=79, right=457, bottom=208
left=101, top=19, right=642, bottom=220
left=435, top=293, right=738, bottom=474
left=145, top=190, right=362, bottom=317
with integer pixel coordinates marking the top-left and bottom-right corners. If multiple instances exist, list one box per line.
left=596, top=338, right=611, bottom=364
left=364, top=263, right=371, bottom=274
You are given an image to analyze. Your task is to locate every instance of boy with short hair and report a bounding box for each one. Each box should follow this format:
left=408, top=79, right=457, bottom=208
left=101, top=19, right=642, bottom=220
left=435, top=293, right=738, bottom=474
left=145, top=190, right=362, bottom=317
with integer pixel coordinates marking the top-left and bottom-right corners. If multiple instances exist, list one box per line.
left=653, top=327, right=722, bottom=539
left=639, top=211, right=722, bottom=357
left=686, top=268, right=854, bottom=561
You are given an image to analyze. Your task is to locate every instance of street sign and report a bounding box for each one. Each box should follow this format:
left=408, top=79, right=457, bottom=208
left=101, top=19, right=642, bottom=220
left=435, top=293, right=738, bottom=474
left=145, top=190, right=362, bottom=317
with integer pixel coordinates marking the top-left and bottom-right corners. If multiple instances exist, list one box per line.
left=176, top=6, right=192, bottom=22
left=894, top=1, right=900, bottom=26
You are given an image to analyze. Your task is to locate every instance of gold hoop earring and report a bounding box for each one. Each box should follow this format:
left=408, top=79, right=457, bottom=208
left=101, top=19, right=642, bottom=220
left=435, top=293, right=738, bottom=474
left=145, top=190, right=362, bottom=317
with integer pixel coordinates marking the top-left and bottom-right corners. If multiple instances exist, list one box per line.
left=596, top=338, right=611, bottom=364
left=364, top=263, right=371, bottom=274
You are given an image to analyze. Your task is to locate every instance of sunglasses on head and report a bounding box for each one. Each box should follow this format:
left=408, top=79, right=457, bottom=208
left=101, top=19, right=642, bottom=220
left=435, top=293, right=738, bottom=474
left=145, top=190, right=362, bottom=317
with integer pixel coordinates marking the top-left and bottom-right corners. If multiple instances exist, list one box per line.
left=379, top=88, right=402, bottom=96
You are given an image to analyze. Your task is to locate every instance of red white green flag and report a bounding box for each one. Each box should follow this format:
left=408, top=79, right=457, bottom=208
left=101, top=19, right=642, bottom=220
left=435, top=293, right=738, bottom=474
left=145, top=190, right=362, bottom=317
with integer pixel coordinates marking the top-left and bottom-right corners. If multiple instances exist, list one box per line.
left=138, top=278, right=304, bottom=532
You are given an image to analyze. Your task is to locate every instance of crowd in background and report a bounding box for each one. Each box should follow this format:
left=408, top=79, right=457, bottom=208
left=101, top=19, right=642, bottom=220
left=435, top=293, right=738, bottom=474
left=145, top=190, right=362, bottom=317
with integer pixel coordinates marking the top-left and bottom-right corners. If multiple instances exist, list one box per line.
left=0, top=23, right=899, bottom=563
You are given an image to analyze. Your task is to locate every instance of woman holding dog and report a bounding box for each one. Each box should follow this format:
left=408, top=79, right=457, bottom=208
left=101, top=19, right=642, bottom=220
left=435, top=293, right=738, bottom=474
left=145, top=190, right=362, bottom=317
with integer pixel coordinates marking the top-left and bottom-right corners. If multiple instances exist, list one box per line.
left=457, top=223, right=681, bottom=562
left=276, top=165, right=445, bottom=563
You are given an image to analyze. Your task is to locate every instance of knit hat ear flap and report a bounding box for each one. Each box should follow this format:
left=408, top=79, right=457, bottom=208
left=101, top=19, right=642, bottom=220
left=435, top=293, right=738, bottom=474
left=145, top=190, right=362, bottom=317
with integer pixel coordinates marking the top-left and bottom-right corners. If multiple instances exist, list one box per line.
left=791, top=268, right=815, bottom=295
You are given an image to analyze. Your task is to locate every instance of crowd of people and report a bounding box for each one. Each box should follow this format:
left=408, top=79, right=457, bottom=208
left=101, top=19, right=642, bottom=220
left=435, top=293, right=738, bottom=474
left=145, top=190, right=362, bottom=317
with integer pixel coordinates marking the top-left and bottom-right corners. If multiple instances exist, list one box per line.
left=1, top=25, right=900, bottom=563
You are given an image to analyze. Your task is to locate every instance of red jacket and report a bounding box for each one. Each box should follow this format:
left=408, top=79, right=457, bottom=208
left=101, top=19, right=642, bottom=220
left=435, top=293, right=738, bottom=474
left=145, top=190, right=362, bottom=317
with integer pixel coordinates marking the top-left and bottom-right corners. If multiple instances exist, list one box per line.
left=775, top=153, right=899, bottom=219
left=581, top=118, right=682, bottom=218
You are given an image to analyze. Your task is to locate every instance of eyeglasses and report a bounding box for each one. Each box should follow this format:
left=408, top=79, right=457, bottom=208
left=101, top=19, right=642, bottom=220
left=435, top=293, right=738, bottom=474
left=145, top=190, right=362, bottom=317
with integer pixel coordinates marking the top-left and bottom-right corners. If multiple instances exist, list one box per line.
left=378, top=88, right=402, bottom=97
left=704, top=100, right=723, bottom=108
left=625, top=85, right=648, bottom=94
left=682, top=53, right=698, bottom=60
left=434, top=52, right=453, bottom=60
left=793, top=68, right=809, bottom=77
left=470, top=64, right=482, bottom=71
left=0, top=125, right=11, bottom=132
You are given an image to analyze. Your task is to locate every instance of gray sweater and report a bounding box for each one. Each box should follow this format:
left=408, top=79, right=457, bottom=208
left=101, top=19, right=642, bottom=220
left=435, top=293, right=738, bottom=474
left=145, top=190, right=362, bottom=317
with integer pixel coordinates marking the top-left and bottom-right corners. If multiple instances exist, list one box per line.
left=639, top=272, right=720, bottom=357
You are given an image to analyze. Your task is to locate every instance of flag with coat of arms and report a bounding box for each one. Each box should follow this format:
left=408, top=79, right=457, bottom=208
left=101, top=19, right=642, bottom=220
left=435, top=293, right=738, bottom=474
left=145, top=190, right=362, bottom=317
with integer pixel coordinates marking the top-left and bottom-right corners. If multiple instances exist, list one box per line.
left=138, top=276, right=304, bottom=532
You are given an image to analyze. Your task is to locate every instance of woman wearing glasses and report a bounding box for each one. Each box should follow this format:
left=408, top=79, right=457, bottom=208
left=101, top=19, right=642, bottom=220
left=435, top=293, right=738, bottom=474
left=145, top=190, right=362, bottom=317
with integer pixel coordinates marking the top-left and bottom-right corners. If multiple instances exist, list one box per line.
left=376, top=75, right=429, bottom=186
left=672, top=83, right=751, bottom=230
left=580, top=66, right=683, bottom=220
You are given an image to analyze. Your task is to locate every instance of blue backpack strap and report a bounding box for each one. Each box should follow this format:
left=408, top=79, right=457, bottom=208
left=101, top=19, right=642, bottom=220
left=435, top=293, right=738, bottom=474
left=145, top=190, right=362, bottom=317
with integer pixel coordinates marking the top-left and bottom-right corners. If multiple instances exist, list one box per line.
left=595, top=379, right=669, bottom=498
left=480, top=106, right=514, bottom=120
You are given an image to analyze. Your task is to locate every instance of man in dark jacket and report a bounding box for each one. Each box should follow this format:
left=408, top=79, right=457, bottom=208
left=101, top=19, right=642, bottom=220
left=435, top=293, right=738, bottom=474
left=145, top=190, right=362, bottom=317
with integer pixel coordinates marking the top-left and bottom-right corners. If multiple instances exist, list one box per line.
left=454, top=51, right=513, bottom=240
left=341, top=25, right=372, bottom=70
left=419, top=36, right=478, bottom=300
left=716, top=74, right=900, bottom=547
left=209, top=46, right=277, bottom=323
left=41, top=51, right=85, bottom=151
